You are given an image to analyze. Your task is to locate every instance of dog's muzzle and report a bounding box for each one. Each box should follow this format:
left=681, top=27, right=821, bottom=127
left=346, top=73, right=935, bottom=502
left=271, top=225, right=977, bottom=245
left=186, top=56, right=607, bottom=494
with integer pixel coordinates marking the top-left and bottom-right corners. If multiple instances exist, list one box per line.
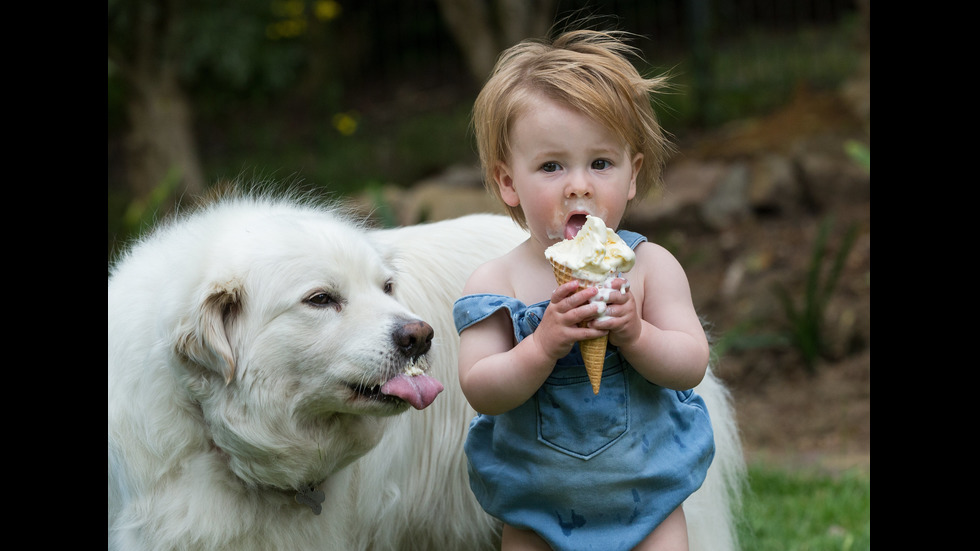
left=393, top=319, right=433, bottom=360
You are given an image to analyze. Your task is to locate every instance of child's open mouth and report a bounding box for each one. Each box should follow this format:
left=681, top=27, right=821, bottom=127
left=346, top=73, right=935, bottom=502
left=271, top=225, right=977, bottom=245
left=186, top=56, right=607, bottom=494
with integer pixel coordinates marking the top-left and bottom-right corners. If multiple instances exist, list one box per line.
left=564, top=213, right=588, bottom=240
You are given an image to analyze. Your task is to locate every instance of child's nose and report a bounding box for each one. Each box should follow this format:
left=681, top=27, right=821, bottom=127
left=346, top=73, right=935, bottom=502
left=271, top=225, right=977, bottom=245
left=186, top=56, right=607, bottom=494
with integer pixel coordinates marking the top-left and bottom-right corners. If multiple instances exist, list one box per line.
left=565, top=171, right=593, bottom=198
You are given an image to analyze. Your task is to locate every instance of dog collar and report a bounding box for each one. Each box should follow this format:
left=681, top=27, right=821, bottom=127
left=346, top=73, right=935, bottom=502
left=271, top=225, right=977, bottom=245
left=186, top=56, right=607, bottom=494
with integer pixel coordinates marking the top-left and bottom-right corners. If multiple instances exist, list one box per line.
left=295, top=483, right=326, bottom=515
left=208, top=438, right=326, bottom=515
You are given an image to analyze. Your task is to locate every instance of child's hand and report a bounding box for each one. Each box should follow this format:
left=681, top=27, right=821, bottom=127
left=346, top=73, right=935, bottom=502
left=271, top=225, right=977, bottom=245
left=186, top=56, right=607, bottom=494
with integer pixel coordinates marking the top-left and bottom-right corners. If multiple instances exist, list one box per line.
left=589, top=278, right=642, bottom=349
left=535, top=280, right=607, bottom=361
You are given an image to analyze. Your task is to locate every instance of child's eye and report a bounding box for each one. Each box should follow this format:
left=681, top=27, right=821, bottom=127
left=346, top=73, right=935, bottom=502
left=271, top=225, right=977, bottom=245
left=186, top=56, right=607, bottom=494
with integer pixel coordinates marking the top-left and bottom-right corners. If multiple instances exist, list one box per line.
left=591, top=159, right=612, bottom=170
left=541, top=162, right=560, bottom=173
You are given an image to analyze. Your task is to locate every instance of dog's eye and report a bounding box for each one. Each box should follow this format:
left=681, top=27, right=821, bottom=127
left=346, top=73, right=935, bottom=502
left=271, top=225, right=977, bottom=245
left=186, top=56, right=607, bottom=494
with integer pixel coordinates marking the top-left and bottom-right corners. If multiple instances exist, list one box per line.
left=383, top=279, right=394, bottom=295
left=305, top=292, right=341, bottom=311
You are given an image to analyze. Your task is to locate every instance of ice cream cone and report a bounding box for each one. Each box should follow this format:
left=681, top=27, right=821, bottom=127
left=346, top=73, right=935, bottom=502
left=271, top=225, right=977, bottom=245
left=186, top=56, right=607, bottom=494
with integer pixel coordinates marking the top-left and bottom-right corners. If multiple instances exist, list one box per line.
left=550, top=260, right=607, bottom=394
left=579, top=337, right=607, bottom=394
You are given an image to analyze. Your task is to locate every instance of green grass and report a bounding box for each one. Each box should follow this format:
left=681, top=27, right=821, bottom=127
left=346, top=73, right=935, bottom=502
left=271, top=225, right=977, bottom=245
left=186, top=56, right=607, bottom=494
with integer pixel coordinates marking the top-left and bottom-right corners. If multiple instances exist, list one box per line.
left=737, top=463, right=870, bottom=550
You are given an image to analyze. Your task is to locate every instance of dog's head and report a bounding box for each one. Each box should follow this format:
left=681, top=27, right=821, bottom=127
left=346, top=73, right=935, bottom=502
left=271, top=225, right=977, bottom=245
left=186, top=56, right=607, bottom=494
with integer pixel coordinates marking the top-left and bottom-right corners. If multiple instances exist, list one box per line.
left=171, top=200, right=443, bottom=488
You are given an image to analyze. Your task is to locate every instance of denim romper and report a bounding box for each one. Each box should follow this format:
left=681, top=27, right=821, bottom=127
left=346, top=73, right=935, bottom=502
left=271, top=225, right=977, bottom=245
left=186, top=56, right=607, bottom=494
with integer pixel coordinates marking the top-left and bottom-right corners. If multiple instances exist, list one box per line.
left=452, top=231, right=715, bottom=551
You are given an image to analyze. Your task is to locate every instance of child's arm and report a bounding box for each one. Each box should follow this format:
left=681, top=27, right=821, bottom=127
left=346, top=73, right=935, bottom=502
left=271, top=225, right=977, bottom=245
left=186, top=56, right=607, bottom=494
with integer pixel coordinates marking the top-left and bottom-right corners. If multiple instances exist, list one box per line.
left=458, top=265, right=605, bottom=415
left=592, top=242, right=710, bottom=391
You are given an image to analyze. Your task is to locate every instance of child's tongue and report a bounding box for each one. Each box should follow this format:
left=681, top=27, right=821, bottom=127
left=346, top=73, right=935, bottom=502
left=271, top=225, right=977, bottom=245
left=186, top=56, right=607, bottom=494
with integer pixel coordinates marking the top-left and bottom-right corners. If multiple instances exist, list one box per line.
left=565, top=214, right=588, bottom=240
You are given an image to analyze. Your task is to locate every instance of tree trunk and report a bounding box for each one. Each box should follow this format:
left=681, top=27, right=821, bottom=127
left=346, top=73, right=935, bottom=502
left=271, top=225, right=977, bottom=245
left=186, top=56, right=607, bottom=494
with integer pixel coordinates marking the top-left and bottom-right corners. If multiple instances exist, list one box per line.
left=435, top=0, right=555, bottom=83
left=123, top=65, right=205, bottom=216
left=110, top=0, right=205, bottom=219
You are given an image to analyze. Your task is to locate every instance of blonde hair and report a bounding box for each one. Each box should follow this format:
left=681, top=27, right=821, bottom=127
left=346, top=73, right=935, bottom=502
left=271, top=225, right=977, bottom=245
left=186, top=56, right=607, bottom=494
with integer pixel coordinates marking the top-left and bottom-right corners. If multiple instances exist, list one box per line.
left=472, top=29, right=673, bottom=229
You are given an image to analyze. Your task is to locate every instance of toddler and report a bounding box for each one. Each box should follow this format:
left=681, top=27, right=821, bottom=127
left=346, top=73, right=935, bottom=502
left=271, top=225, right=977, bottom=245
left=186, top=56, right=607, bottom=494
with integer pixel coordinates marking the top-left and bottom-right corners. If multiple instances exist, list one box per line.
left=453, top=30, right=715, bottom=551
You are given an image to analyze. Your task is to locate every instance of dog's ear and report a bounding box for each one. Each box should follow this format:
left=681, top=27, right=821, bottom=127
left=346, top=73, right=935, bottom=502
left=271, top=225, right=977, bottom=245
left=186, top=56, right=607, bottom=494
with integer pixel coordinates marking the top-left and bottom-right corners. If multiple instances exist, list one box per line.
left=175, top=279, right=243, bottom=384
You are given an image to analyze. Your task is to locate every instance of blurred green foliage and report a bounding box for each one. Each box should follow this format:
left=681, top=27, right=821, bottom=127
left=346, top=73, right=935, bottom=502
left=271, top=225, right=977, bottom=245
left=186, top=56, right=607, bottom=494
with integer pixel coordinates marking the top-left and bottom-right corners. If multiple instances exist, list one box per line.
left=109, top=1, right=864, bottom=254
left=845, top=139, right=870, bottom=173
left=712, top=215, right=860, bottom=375
left=773, top=217, right=858, bottom=374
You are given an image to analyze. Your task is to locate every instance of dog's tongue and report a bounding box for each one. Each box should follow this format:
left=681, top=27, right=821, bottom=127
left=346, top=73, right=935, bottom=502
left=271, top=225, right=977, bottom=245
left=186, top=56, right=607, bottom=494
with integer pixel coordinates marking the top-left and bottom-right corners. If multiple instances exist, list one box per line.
left=380, top=373, right=444, bottom=410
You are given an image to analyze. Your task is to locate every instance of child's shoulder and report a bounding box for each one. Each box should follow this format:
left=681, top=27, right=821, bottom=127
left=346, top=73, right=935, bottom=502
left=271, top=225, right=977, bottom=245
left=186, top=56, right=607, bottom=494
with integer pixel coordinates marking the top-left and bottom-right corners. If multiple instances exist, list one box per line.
left=463, top=250, right=518, bottom=296
left=632, top=240, right=691, bottom=285
left=629, top=238, right=684, bottom=271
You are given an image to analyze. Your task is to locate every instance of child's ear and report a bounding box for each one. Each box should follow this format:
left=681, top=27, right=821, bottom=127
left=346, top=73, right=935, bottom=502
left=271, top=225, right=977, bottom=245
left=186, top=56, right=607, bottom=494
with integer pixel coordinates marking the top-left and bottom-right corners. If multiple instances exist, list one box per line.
left=494, top=162, right=521, bottom=207
left=628, top=153, right=643, bottom=201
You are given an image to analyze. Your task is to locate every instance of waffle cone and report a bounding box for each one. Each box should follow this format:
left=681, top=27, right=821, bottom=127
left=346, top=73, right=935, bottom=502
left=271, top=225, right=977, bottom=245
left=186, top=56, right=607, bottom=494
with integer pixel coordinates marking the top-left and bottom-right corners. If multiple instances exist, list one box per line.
left=550, top=260, right=607, bottom=394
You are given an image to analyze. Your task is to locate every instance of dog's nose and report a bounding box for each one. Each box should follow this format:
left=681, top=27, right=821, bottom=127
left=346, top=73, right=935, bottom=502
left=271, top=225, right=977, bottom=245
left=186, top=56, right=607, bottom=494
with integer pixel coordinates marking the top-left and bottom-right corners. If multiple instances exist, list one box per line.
left=394, top=319, right=434, bottom=359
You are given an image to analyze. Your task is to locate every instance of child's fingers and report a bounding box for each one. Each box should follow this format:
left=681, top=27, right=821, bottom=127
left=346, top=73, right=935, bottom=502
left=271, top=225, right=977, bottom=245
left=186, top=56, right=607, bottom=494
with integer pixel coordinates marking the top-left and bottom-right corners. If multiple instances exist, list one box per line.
left=549, top=280, right=579, bottom=303
left=550, top=281, right=597, bottom=306
left=602, top=278, right=631, bottom=305
left=611, top=277, right=630, bottom=294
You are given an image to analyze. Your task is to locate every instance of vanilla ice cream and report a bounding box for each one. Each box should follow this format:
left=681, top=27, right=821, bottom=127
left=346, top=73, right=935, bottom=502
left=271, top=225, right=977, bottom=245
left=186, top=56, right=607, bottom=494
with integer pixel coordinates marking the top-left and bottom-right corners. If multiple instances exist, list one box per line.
left=544, top=215, right=634, bottom=394
left=545, top=215, right=635, bottom=282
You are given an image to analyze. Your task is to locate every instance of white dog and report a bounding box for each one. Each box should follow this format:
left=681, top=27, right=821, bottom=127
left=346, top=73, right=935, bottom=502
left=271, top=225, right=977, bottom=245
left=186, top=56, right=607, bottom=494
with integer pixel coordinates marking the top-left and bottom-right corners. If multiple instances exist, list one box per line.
left=108, top=192, right=744, bottom=550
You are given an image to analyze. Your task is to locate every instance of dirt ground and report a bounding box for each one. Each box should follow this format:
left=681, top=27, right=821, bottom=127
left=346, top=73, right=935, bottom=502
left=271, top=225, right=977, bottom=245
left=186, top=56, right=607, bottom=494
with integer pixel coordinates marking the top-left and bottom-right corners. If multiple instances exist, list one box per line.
left=686, top=205, right=870, bottom=474
left=636, top=89, right=871, bottom=474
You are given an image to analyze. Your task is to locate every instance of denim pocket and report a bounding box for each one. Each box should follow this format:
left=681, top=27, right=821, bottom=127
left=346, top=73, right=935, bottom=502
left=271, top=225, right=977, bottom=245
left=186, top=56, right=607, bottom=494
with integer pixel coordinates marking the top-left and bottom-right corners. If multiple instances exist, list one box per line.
left=535, top=365, right=630, bottom=460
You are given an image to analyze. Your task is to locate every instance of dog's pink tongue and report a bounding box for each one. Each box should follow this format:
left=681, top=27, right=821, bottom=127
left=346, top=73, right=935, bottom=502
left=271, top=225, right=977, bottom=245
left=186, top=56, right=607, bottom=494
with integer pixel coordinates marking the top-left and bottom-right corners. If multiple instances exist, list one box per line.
left=380, top=374, right=444, bottom=410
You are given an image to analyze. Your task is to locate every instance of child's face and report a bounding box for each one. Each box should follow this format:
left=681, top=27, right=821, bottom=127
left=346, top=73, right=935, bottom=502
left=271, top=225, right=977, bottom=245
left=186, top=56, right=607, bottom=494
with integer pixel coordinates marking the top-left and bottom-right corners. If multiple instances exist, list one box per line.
left=494, top=94, right=642, bottom=245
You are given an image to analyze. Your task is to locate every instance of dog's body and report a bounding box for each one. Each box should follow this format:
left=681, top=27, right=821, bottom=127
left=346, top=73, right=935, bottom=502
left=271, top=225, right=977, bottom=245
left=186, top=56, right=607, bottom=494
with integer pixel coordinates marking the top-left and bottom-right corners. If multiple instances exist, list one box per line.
left=108, top=193, right=743, bottom=550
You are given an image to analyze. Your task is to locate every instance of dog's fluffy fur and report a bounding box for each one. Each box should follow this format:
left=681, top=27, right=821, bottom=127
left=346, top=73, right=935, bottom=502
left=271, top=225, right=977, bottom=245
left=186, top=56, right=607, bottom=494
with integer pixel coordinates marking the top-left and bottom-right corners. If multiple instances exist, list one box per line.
left=108, top=192, right=744, bottom=550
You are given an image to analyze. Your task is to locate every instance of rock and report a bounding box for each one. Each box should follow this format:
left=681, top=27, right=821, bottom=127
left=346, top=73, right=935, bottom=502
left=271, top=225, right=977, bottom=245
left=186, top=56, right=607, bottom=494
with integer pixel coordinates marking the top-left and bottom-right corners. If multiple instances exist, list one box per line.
left=793, top=140, right=870, bottom=210
left=354, top=164, right=506, bottom=227
left=701, top=161, right=751, bottom=230
left=379, top=86, right=870, bottom=236
left=626, top=159, right=727, bottom=230
left=748, top=154, right=802, bottom=215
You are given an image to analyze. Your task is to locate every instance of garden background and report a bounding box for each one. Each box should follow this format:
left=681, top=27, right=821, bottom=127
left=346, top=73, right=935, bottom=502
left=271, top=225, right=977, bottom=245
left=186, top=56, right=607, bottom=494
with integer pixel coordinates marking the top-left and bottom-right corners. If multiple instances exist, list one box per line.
left=108, top=1, right=871, bottom=548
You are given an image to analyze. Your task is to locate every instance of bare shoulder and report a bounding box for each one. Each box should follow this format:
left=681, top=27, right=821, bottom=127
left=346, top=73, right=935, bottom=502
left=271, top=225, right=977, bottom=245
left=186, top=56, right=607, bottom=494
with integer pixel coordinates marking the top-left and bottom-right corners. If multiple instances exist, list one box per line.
left=631, top=241, right=695, bottom=296
left=462, top=245, right=522, bottom=297
left=632, top=240, right=707, bottom=350
left=633, top=240, right=685, bottom=272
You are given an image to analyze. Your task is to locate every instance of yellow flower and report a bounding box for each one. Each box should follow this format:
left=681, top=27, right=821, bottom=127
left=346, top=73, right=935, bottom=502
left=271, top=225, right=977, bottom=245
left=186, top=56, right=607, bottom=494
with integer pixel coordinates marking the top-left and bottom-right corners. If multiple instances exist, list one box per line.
left=332, top=112, right=358, bottom=136
left=314, top=0, right=342, bottom=21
